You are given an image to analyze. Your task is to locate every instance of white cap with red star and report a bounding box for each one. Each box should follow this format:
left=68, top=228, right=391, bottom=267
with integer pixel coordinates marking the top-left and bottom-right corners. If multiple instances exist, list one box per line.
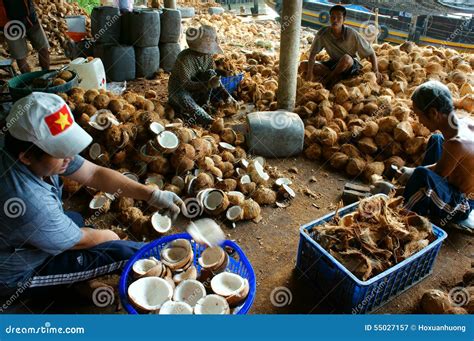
left=6, top=92, right=92, bottom=158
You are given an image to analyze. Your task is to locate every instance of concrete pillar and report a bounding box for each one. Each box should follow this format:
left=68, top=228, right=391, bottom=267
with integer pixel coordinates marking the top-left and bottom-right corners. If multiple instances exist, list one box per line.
left=164, top=0, right=177, bottom=9
left=277, top=0, right=303, bottom=111
left=408, top=14, right=418, bottom=42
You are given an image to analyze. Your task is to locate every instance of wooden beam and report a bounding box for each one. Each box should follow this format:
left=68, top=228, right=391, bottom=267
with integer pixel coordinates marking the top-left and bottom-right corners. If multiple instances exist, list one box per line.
left=277, top=0, right=303, bottom=111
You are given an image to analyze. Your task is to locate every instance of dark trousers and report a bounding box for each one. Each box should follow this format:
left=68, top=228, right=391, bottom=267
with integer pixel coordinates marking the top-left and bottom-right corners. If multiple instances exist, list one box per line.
left=403, top=134, right=474, bottom=223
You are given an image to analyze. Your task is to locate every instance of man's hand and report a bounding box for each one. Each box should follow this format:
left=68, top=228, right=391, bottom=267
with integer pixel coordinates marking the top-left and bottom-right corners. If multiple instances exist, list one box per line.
left=226, top=95, right=239, bottom=107
left=148, top=189, right=184, bottom=221
left=208, top=75, right=221, bottom=89
left=398, top=167, right=415, bottom=185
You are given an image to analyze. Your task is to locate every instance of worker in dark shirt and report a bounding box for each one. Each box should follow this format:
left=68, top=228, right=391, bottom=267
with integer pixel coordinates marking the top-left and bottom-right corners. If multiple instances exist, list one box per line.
left=0, top=0, right=50, bottom=73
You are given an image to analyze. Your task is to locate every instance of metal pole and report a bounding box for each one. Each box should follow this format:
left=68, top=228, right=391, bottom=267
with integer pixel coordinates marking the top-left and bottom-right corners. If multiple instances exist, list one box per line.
left=277, top=0, right=303, bottom=111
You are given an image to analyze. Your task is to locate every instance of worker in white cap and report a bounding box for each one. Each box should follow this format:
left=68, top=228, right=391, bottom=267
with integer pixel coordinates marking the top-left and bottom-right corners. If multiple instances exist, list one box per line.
left=0, top=92, right=183, bottom=296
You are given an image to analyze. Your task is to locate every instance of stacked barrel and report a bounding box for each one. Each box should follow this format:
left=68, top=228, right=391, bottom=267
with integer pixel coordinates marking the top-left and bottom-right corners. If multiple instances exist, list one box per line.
left=91, top=6, right=183, bottom=81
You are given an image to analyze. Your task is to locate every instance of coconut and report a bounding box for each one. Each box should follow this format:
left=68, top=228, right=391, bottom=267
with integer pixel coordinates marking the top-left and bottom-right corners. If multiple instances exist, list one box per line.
left=330, top=152, right=349, bottom=170
left=304, top=143, right=322, bottom=160
left=333, top=84, right=350, bottom=104
left=420, top=289, right=452, bottom=314
left=186, top=218, right=226, bottom=247
left=346, top=157, right=366, bottom=177
left=211, top=118, right=225, bottom=134
left=226, top=206, right=243, bottom=222
left=375, top=132, right=394, bottom=147
left=128, top=277, right=173, bottom=312
left=362, top=121, right=379, bottom=137
left=93, top=94, right=110, bottom=110
left=89, top=193, right=111, bottom=213
left=172, top=265, right=198, bottom=286
left=216, top=178, right=238, bottom=192
left=173, top=280, right=206, bottom=308
left=317, top=127, right=338, bottom=146
left=238, top=176, right=256, bottom=196
left=363, top=102, right=379, bottom=116
left=248, top=161, right=270, bottom=185
left=340, top=144, right=361, bottom=158
left=198, top=246, right=226, bottom=271
left=194, top=295, right=230, bottom=315
left=377, top=116, right=399, bottom=133
left=159, top=300, right=193, bottom=315
left=278, top=184, right=296, bottom=201
left=211, top=272, right=250, bottom=307
left=174, top=157, right=195, bottom=175
left=404, top=137, right=426, bottom=155
left=227, top=191, right=245, bottom=206
left=394, top=121, right=415, bottom=142
left=241, top=199, right=261, bottom=220
left=220, top=128, right=237, bottom=144
left=358, top=137, right=378, bottom=155
left=384, top=156, right=406, bottom=170
left=132, top=258, right=160, bottom=278
left=252, top=187, right=277, bottom=205
left=363, top=162, right=385, bottom=181
left=161, top=239, right=193, bottom=271
left=194, top=173, right=214, bottom=191
left=151, top=212, right=172, bottom=234
left=203, top=190, right=230, bottom=216
left=155, top=131, right=179, bottom=154
left=148, top=156, right=171, bottom=175
left=84, top=89, right=99, bottom=103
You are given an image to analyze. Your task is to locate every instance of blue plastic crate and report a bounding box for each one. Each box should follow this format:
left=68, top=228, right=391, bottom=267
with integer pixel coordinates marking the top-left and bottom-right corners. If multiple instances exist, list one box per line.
left=119, top=233, right=256, bottom=314
left=221, top=73, right=244, bottom=94
left=296, top=194, right=448, bottom=314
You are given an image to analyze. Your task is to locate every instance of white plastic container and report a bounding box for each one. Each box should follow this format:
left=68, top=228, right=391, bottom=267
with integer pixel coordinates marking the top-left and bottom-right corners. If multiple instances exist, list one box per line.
left=67, top=58, right=107, bottom=90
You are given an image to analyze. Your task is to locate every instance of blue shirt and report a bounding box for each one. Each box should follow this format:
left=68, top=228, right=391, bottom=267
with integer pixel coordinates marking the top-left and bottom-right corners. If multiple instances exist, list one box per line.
left=0, top=150, right=84, bottom=287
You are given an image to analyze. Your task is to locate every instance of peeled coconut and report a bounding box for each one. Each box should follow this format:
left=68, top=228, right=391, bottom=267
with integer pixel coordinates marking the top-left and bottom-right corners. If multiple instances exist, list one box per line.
left=156, top=131, right=179, bottom=154
left=151, top=212, right=172, bottom=234
left=362, top=121, right=379, bottom=137
left=128, top=277, right=173, bottom=312
left=203, top=190, right=230, bottom=216
left=227, top=191, right=245, bottom=206
left=394, top=121, right=415, bottom=142
left=211, top=272, right=250, bottom=307
left=304, top=144, right=322, bottom=160
left=241, top=199, right=261, bottom=220
left=216, top=178, right=238, bottom=192
left=173, top=280, right=206, bottom=308
left=252, top=187, right=277, bottom=205
left=420, top=289, right=452, bottom=314
left=161, top=239, right=193, bottom=271
left=194, top=294, right=230, bottom=315
left=238, top=176, right=257, bottom=196
left=198, top=246, right=227, bottom=272
left=248, top=161, right=270, bottom=185
left=346, top=158, right=367, bottom=177
left=358, top=137, right=378, bottom=155
left=363, top=162, right=385, bottom=181
left=173, top=265, right=198, bottom=285
left=330, top=152, right=349, bottom=170
left=226, top=206, right=243, bottom=222
left=159, top=300, right=193, bottom=315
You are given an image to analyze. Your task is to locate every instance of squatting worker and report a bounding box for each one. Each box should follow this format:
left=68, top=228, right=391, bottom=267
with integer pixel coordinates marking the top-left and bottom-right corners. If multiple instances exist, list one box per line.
left=0, top=93, right=183, bottom=295
left=0, top=0, right=50, bottom=73
left=401, top=81, right=474, bottom=233
left=168, top=25, right=235, bottom=126
left=300, top=5, right=382, bottom=88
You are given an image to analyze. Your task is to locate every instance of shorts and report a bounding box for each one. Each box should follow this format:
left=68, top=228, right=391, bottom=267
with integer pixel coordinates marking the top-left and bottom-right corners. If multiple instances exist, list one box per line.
left=4, top=22, right=49, bottom=60
left=322, top=57, right=362, bottom=78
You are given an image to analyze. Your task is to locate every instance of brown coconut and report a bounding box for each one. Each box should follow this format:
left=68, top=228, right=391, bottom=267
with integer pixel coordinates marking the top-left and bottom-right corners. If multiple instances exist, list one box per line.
left=404, top=137, right=426, bottom=155
left=330, top=152, right=349, bottom=170
left=195, top=173, right=214, bottom=191
left=340, top=144, right=361, bottom=158
left=420, top=289, right=452, bottom=314
left=93, top=94, right=110, bottom=110
left=363, top=162, right=385, bottom=181
left=148, top=156, right=171, bottom=175
left=362, top=121, right=379, bottom=137
left=317, top=127, right=338, bottom=146
left=358, top=137, right=378, bottom=155
left=346, top=158, right=367, bottom=177
left=304, top=144, right=322, bottom=160
left=216, top=179, right=238, bottom=192
left=84, top=89, right=99, bottom=103
left=241, top=199, right=261, bottom=220
left=394, top=121, right=415, bottom=142
left=108, top=99, right=123, bottom=114
left=377, top=116, right=399, bottom=133
left=252, top=187, right=277, bottom=205
left=384, top=156, right=406, bottom=169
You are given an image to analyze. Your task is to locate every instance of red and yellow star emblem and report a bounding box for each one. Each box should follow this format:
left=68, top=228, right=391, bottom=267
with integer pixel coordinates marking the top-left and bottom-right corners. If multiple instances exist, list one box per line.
left=45, top=105, right=73, bottom=136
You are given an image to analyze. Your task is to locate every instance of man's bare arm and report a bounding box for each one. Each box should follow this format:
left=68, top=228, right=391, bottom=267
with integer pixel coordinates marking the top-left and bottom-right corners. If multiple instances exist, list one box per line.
left=71, top=228, right=120, bottom=250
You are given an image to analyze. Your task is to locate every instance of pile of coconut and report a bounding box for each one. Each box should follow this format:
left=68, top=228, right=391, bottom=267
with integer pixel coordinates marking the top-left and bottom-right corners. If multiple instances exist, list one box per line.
left=309, top=196, right=436, bottom=281
left=33, top=0, right=91, bottom=55
left=60, top=87, right=296, bottom=239
left=127, top=238, right=250, bottom=314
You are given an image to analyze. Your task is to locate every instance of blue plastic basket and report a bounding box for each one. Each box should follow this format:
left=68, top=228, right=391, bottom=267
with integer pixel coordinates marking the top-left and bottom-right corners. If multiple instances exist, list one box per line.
left=296, top=194, right=448, bottom=314
left=221, top=73, right=244, bottom=94
left=119, top=233, right=256, bottom=314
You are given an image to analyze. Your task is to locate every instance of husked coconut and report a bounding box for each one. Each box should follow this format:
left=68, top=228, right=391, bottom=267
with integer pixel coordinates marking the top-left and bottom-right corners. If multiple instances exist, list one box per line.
left=377, top=116, right=399, bottom=133
left=241, top=199, right=261, bottom=220
left=227, top=191, right=245, bottom=206
left=340, top=144, right=361, bottom=158
left=322, top=146, right=339, bottom=161
left=346, top=158, right=366, bottom=177
left=252, top=187, right=277, bottom=205
left=317, top=127, right=338, bottom=146
left=333, top=84, right=350, bottom=104
left=375, top=132, right=394, bottom=147
left=420, top=289, right=452, bottom=314
left=330, top=152, right=349, bottom=170
left=216, top=179, right=238, bottom=192
left=195, top=173, right=214, bottom=191
left=362, top=121, right=379, bottom=137
left=385, top=156, right=406, bottom=169
left=248, top=161, right=270, bottom=185
left=363, top=102, right=378, bottom=116
left=394, top=121, right=415, bottom=142
left=128, top=277, right=173, bottom=312
left=363, top=162, right=385, bottom=181
left=148, top=156, right=171, bottom=175
left=358, top=137, right=378, bottom=155
left=404, top=137, right=426, bottom=155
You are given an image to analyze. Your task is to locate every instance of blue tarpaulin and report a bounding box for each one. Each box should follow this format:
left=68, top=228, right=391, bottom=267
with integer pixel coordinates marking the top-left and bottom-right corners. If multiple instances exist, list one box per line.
left=306, top=0, right=373, bottom=13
